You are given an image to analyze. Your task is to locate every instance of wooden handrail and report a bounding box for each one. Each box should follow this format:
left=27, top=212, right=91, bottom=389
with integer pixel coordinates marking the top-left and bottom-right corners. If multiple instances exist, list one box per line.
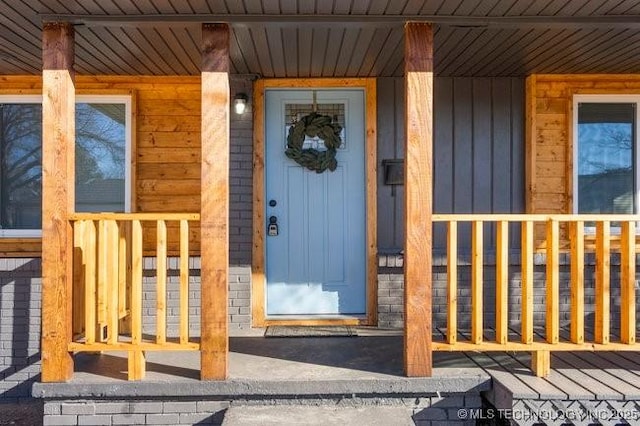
left=434, top=214, right=640, bottom=378
left=433, top=213, right=640, bottom=222
left=69, top=212, right=200, bottom=221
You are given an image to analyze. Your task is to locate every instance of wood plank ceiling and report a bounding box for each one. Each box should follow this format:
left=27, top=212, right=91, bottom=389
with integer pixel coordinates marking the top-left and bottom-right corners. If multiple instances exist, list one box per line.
left=3, top=0, right=640, bottom=76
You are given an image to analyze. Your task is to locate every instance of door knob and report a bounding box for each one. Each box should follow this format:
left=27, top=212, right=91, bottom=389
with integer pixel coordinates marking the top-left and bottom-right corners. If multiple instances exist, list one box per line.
left=269, top=199, right=277, bottom=207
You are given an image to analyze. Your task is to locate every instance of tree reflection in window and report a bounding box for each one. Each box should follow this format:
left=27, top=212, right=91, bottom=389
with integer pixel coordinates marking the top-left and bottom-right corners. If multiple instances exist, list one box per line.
left=0, top=104, right=42, bottom=229
left=0, top=101, right=127, bottom=232
left=577, top=102, right=635, bottom=214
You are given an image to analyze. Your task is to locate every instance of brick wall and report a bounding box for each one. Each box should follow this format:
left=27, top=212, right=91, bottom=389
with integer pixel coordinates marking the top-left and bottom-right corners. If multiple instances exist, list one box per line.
left=0, top=259, right=41, bottom=402
left=41, top=393, right=485, bottom=426
left=140, top=260, right=251, bottom=337
left=229, top=78, right=254, bottom=266
left=378, top=252, right=640, bottom=331
left=43, top=399, right=228, bottom=425
left=0, top=258, right=251, bottom=405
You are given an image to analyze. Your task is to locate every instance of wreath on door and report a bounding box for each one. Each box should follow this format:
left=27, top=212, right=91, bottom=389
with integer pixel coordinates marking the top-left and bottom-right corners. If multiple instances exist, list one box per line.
left=285, top=112, right=343, bottom=173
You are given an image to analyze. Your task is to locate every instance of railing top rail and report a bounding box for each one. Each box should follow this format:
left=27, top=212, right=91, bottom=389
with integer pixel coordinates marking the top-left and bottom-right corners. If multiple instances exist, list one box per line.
left=69, top=213, right=201, bottom=221
left=433, top=214, right=640, bottom=222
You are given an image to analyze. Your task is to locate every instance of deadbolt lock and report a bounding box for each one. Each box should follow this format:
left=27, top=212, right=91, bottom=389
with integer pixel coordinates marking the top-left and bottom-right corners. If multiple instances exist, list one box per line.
left=268, top=216, right=278, bottom=236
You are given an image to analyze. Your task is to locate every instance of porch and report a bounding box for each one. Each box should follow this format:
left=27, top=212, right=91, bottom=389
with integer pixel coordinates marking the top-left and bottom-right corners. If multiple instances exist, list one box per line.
left=60, top=211, right=640, bottom=379
left=2, top=2, right=640, bottom=424
left=32, top=327, right=640, bottom=425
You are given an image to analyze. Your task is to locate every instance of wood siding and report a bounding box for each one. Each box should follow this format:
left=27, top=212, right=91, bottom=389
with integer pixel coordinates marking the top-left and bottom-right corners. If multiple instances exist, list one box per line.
left=0, top=75, right=202, bottom=255
left=2, top=75, right=525, bottom=256
left=526, top=74, right=640, bottom=217
left=377, top=77, right=526, bottom=251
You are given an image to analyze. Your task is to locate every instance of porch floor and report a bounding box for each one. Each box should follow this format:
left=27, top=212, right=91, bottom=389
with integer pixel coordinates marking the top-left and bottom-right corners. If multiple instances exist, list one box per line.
left=39, top=328, right=489, bottom=395
left=32, top=328, right=640, bottom=424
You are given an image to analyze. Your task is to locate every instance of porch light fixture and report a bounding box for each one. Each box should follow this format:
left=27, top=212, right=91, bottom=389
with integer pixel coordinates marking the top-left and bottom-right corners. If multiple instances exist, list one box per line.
left=234, top=93, right=248, bottom=115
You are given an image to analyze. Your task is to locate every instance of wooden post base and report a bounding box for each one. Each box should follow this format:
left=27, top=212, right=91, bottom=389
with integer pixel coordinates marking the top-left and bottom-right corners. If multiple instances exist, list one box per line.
left=531, top=350, right=550, bottom=377
left=128, top=350, right=146, bottom=380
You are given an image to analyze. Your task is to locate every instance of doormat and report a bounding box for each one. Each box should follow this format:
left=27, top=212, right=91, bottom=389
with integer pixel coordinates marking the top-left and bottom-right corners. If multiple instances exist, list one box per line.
left=264, top=326, right=358, bottom=338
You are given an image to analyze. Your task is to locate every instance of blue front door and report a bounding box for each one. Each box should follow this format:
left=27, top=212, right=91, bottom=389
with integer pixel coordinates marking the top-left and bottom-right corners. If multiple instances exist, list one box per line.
left=265, top=89, right=367, bottom=316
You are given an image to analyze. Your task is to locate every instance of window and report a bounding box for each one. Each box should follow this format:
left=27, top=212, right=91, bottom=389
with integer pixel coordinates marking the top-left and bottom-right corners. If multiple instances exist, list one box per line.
left=0, top=95, right=132, bottom=237
left=573, top=95, right=639, bottom=215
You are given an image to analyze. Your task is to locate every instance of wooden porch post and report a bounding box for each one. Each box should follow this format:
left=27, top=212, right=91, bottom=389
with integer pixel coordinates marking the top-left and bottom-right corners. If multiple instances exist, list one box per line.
left=200, top=23, right=230, bottom=380
left=403, top=22, right=433, bottom=377
left=41, top=22, right=75, bottom=382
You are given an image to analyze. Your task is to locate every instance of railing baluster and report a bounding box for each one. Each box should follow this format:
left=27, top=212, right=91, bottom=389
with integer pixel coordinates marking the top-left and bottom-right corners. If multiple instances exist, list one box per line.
left=121, top=221, right=133, bottom=335
left=471, top=221, right=483, bottom=344
left=72, top=220, right=86, bottom=336
left=129, top=220, right=145, bottom=380
left=156, top=220, right=167, bottom=345
left=180, top=220, right=190, bottom=345
left=97, top=220, right=108, bottom=340
left=118, top=221, right=128, bottom=320
left=84, top=220, right=96, bottom=344
left=546, top=219, right=559, bottom=344
left=496, top=221, right=509, bottom=345
left=570, top=221, right=584, bottom=344
left=521, top=220, right=534, bottom=344
left=447, top=221, right=457, bottom=345
left=621, top=221, right=636, bottom=344
left=107, top=220, right=119, bottom=344
left=131, top=220, right=143, bottom=345
left=595, top=220, right=610, bottom=345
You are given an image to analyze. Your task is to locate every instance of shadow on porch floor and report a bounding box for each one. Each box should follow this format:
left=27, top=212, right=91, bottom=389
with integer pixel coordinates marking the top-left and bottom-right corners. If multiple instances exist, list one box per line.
left=69, top=328, right=486, bottom=383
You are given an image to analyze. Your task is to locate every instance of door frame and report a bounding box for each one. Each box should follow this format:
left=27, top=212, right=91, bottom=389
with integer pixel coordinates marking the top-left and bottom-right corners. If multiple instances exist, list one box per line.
left=252, top=78, right=378, bottom=327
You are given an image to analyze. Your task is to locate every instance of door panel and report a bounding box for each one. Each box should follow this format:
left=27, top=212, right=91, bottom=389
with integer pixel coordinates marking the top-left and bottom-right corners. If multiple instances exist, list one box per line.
left=265, top=89, right=366, bottom=316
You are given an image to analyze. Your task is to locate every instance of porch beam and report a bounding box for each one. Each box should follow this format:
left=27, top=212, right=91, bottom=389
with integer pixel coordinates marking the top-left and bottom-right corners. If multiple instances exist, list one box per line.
left=41, top=22, right=75, bottom=382
left=41, top=14, right=640, bottom=29
left=200, top=23, right=230, bottom=380
left=403, top=22, right=433, bottom=377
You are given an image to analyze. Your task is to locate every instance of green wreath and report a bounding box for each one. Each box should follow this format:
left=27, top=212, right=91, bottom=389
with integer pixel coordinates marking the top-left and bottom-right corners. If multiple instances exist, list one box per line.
left=285, top=112, right=343, bottom=173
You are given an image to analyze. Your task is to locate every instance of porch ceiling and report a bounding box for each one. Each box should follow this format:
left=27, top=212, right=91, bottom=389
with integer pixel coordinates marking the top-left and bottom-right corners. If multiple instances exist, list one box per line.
left=4, top=1, right=640, bottom=77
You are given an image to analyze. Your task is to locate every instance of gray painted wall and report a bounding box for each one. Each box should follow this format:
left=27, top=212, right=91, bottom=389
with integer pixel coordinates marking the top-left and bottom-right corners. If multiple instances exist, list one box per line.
left=377, top=77, right=526, bottom=252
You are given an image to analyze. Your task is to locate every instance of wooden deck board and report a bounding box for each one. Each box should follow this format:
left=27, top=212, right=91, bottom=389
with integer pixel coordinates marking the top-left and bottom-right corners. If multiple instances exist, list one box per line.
left=475, top=325, right=640, bottom=411
left=604, top=352, right=640, bottom=379
left=612, top=351, right=640, bottom=369
left=557, top=352, right=640, bottom=400
left=458, top=329, right=556, bottom=399
left=550, top=353, right=621, bottom=400
left=571, top=352, right=640, bottom=399
left=466, top=352, right=540, bottom=399
left=513, top=352, right=595, bottom=400
left=482, top=352, right=568, bottom=400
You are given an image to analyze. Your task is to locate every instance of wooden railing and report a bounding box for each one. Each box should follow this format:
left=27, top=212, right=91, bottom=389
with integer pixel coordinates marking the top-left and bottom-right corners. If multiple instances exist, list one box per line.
left=69, top=213, right=200, bottom=380
left=432, top=214, right=640, bottom=376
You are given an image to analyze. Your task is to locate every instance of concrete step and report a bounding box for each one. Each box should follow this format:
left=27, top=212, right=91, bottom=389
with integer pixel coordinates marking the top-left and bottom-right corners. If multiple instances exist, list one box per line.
left=222, top=405, right=415, bottom=426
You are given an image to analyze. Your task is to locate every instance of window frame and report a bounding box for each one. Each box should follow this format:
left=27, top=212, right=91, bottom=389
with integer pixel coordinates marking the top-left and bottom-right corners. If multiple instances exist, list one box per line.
left=572, top=94, right=640, bottom=216
left=0, top=94, right=133, bottom=238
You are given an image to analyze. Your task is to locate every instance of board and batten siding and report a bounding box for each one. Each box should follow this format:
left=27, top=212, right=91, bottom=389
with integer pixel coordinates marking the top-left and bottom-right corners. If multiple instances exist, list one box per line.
left=377, top=77, right=526, bottom=251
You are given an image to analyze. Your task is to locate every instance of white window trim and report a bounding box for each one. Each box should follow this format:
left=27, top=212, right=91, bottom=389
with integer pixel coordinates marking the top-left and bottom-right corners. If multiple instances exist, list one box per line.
left=572, top=94, right=640, bottom=218
left=0, top=94, right=132, bottom=238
